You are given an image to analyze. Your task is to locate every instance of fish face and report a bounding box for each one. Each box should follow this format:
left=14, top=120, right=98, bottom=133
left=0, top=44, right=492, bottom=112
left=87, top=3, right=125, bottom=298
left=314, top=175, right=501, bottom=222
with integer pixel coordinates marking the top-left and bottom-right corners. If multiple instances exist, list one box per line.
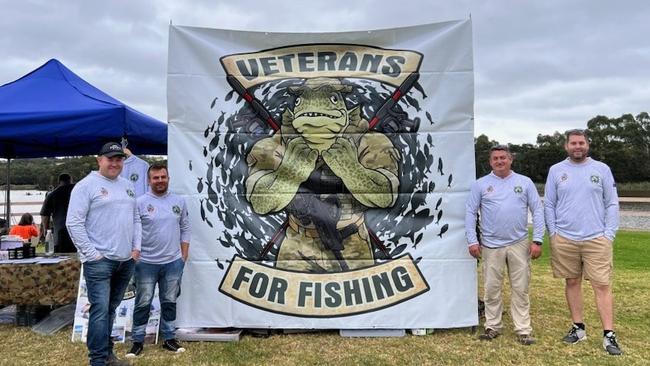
left=289, top=79, right=352, bottom=152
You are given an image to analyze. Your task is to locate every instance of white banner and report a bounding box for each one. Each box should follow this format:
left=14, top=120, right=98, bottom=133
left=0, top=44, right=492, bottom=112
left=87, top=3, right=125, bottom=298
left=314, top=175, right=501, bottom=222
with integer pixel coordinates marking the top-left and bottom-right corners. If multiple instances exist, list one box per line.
left=168, top=20, right=477, bottom=329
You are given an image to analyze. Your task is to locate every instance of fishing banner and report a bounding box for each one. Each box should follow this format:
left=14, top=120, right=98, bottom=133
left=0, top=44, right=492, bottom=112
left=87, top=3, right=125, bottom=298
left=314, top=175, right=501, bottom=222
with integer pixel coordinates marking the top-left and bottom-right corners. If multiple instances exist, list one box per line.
left=168, top=20, right=477, bottom=329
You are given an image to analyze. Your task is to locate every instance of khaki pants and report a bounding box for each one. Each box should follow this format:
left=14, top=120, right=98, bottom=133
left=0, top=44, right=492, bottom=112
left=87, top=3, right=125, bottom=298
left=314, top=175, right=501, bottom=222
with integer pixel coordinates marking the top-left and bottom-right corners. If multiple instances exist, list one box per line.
left=482, top=238, right=532, bottom=335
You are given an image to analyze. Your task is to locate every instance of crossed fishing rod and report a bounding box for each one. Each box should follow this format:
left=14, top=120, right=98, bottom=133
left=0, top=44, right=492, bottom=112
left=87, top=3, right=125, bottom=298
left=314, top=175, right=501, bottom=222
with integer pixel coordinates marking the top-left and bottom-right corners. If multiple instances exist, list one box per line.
left=226, top=72, right=420, bottom=263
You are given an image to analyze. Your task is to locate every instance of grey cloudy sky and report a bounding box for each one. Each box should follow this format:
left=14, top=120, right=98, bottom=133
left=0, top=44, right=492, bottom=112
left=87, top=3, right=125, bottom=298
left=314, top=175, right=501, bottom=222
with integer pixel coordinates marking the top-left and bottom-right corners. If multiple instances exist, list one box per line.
left=1, top=0, right=648, bottom=144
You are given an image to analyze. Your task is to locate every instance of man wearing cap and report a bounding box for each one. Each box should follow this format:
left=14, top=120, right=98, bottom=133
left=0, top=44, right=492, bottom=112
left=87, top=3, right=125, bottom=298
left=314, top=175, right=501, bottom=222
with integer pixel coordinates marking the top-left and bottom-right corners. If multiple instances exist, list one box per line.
left=465, top=145, right=544, bottom=345
left=126, top=162, right=190, bottom=358
left=544, top=129, right=622, bottom=355
left=67, top=142, right=141, bottom=366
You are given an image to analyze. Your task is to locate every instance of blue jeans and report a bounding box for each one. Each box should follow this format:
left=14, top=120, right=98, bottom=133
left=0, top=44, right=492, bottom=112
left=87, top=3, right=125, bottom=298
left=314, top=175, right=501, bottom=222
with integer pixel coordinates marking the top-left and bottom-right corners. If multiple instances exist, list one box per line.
left=83, top=257, right=135, bottom=366
left=132, top=258, right=184, bottom=343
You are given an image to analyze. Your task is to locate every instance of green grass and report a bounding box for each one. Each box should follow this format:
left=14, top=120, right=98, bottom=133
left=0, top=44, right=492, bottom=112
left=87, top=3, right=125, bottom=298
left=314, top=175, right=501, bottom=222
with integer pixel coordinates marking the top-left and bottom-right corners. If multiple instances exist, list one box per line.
left=2, top=230, right=649, bottom=365
left=611, top=231, right=649, bottom=271
left=534, top=182, right=650, bottom=191
left=616, top=182, right=650, bottom=192
left=534, top=182, right=650, bottom=196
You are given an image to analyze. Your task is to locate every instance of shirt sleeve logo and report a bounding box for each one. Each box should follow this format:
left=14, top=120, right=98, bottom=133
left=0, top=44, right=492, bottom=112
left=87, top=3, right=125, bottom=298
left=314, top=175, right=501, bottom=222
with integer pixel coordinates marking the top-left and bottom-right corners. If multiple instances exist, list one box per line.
left=129, top=173, right=139, bottom=182
left=172, top=205, right=182, bottom=216
left=513, top=186, right=523, bottom=194
left=147, top=204, right=155, bottom=213
left=590, top=175, right=601, bottom=184
left=126, top=189, right=135, bottom=198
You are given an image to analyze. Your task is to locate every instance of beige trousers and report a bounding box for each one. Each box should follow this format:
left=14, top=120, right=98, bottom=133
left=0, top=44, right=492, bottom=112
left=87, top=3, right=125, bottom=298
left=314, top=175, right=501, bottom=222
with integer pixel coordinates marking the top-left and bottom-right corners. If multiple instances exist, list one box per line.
left=482, top=238, right=533, bottom=335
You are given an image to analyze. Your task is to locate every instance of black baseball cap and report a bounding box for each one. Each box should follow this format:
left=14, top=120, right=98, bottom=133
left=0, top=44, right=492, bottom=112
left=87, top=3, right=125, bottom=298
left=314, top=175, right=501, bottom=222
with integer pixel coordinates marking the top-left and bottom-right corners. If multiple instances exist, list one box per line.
left=98, top=142, right=126, bottom=157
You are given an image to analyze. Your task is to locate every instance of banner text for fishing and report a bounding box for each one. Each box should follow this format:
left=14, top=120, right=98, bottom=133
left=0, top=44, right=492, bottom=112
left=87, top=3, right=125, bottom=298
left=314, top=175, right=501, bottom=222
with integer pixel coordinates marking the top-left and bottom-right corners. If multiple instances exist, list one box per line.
left=219, top=254, right=429, bottom=317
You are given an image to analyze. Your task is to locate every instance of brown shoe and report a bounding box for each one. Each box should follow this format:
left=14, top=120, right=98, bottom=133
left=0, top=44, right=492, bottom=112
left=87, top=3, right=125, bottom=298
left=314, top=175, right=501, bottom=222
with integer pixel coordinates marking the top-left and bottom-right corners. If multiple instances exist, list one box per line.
left=518, top=334, right=536, bottom=345
left=478, top=328, right=499, bottom=341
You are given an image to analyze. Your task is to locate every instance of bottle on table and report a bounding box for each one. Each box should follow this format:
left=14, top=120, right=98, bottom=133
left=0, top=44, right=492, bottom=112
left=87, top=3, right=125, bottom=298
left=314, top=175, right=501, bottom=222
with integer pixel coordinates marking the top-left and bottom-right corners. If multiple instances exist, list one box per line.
left=45, top=229, right=54, bottom=256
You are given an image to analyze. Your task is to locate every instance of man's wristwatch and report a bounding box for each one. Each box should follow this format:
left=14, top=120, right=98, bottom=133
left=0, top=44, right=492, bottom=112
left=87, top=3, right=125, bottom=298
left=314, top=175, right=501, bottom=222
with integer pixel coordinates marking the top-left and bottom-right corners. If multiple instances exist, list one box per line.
left=533, top=241, right=542, bottom=246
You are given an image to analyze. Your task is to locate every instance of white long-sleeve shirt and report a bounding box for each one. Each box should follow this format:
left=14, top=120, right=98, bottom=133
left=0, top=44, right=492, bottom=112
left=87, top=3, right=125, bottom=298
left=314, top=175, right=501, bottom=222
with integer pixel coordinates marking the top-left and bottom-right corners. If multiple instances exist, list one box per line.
left=137, top=191, right=191, bottom=264
left=120, top=155, right=150, bottom=197
left=544, top=157, right=619, bottom=241
left=465, top=171, right=545, bottom=248
left=66, top=171, right=141, bottom=263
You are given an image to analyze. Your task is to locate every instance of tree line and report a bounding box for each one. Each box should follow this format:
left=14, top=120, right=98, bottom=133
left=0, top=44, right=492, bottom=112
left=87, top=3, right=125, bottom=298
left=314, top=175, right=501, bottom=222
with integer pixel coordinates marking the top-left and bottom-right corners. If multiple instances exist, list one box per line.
left=1, top=112, right=648, bottom=190
left=0, top=156, right=164, bottom=190
left=475, top=112, right=649, bottom=183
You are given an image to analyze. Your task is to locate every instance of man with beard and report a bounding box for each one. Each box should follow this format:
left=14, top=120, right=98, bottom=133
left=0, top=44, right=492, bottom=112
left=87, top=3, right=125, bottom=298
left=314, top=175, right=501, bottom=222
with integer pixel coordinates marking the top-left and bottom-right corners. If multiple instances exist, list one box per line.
left=126, top=163, right=190, bottom=358
left=67, top=142, right=141, bottom=366
left=544, top=129, right=622, bottom=355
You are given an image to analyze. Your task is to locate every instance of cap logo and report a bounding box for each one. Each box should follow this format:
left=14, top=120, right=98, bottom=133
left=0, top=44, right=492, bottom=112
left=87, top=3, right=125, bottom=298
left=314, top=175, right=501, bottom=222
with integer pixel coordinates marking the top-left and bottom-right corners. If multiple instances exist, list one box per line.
left=99, top=142, right=125, bottom=156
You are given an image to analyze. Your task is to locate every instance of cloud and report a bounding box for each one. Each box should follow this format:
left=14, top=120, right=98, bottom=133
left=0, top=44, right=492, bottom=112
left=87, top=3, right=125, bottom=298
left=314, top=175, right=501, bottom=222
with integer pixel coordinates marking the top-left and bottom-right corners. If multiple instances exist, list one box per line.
left=1, top=0, right=649, bottom=144
left=477, top=77, right=650, bottom=143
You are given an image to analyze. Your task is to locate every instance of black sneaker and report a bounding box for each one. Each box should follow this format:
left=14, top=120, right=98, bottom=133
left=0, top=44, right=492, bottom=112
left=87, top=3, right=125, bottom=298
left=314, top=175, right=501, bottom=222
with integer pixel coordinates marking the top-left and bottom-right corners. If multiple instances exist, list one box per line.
left=603, top=332, right=622, bottom=355
left=125, top=342, right=143, bottom=359
left=562, top=324, right=587, bottom=344
left=478, top=328, right=499, bottom=341
left=162, top=338, right=186, bottom=353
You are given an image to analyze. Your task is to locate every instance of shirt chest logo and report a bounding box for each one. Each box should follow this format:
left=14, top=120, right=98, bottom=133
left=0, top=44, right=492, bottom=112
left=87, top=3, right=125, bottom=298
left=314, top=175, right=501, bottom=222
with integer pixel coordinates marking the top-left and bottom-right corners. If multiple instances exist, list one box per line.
left=126, top=189, right=135, bottom=198
left=100, top=187, right=108, bottom=197
left=486, top=185, right=494, bottom=193
left=560, top=173, right=568, bottom=182
left=147, top=204, right=155, bottom=213
left=590, top=175, right=600, bottom=184
left=129, top=173, right=139, bottom=182
left=513, top=186, right=523, bottom=194
left=172, top=205, right=181, bottom=216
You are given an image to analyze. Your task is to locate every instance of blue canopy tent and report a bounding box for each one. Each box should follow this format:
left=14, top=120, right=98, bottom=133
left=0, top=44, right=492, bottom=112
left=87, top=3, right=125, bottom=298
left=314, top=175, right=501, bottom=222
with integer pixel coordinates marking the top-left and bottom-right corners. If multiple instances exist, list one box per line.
left=0, top=59, right=168, bottom=227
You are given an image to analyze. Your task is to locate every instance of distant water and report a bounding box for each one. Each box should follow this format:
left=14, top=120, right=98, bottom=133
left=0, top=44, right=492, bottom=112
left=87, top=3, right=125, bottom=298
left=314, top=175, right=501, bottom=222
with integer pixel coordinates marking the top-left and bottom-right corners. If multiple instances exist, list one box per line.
left=3, top=190, right=649, bottom=231
left=0, top=190, right=47, bottom=225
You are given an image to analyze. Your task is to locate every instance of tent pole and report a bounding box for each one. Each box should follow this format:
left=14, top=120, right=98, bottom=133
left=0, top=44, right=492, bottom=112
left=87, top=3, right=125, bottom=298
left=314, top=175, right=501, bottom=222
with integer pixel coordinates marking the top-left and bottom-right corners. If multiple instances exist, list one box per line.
left=4, top=158, right=9, bottom=231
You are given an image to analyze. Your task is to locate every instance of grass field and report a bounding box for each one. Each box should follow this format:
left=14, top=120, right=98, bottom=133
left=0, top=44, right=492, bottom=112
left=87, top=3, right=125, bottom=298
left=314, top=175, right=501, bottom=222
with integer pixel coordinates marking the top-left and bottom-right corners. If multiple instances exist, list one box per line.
left=534, top=182, right=650, bottom=197
left=2, top=230, right=649, bottom=366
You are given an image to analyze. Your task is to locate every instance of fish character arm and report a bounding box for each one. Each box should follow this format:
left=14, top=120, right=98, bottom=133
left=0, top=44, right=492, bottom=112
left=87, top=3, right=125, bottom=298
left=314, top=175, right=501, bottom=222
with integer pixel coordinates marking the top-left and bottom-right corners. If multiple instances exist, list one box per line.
left=322, top=132, right=400, bottom=208
left=245, top=134, right=317, bottom=214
